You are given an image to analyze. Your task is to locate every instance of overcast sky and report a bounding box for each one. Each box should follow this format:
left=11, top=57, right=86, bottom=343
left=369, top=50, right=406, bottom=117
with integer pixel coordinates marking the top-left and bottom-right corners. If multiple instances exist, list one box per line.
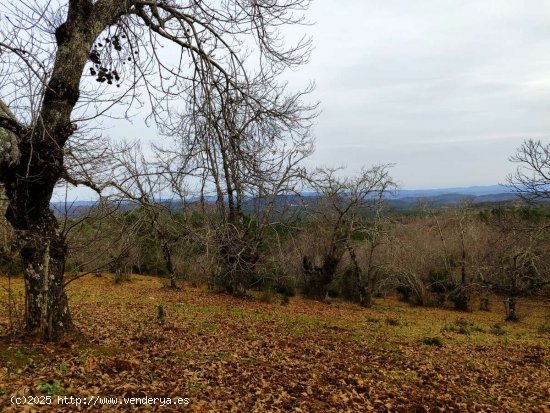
left=57, top=0, right=550, bottom=199
left=283, top=0, right=550, bottom=189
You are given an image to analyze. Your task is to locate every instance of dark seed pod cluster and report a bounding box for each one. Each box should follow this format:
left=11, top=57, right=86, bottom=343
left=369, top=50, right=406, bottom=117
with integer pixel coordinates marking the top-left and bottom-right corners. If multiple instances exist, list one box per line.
left=88, top=27, right=134, bottom=88
left=89, top=66, right=120, bottom=85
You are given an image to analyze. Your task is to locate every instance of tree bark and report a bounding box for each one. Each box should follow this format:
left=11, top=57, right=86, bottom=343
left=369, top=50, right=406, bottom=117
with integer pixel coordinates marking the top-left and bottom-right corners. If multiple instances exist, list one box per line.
left=18, top=210, right=72, bottom=339
left=0, top=0, right=129, bottom=340
left=302, top=252, right=339, bottom=301
left=362, top=243, right=377, bottom=308
left=479, top=288, right=490, bottom=311
left=346, top=242, right=373, bottom=307
left=359, top=284, right=373, bottom=308
left=2, top=127, right=73, bottom=340
left=504, top=296, right=518, bottom=321
left=160, top=237, right=177, bottom=289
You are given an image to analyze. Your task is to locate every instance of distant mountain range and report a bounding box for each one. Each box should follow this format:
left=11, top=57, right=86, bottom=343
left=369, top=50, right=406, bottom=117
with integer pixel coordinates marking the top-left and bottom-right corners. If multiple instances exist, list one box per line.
left=383, top=185, right=517, bottom=208
left=386, top=185, right=513, bottom=199
left=50, top=184, right=519, bottom=216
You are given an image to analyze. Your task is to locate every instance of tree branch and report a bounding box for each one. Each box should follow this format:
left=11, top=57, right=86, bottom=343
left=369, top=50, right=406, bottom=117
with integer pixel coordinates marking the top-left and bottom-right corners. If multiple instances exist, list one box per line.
left=0, top=101, right=25, bottom=137
left=61, top=167, right=104, bottom=195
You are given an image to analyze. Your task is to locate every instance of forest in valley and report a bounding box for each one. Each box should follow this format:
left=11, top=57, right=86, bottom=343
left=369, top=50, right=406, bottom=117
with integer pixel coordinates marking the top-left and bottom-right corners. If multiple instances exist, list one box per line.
left=4, top=172, right=549, bottom=323
left=0, top=0, right=549, bottom=411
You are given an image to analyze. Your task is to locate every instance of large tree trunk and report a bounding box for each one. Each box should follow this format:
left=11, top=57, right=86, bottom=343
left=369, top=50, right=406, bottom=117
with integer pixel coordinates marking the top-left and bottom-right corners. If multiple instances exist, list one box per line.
left=4, top=167, right=73, bottom=340
left=0, top=1, right=128, bottom=341
left=2, top=125, right=73, bottom=340
left=160, top=237, right=177, bottom=289
left=359, top=284, right=373, bottom=308
left=346, top=243, right=373, bottom=307
left=19, top=217, right=72, bottom=339
left=504, top=296, right=518, bottom=321
left=302, top=253, right=339, bottom=301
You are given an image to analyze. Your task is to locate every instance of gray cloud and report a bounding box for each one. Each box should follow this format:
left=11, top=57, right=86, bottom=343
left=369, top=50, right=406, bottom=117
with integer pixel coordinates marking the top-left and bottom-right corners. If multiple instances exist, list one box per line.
left=290, top=0, right=550, bottom=188
left=56, top=0, right=550, bottom=200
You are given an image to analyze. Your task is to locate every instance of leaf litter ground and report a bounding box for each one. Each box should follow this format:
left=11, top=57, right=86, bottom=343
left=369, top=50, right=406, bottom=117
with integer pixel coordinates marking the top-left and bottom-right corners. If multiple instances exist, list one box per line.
left=0, top=275, right=548, bottom=412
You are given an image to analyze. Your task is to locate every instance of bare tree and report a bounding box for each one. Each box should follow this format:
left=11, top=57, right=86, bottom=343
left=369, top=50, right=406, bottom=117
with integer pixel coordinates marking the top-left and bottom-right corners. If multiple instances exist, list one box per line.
left=432, top=203, right=478, bottom=311
left=386, top=232, right=432, bottom=306
left=301, top=166, right=394, bottom=301
left=163, top=82, right=314, bottom=295
left=507, top=139, right=550, bottom=202
left=55, top=196, right=145, bottom=286
left=388, top=204, right=486, bottom=309
left=345, top=183, right=394, bottom=307
left=0, top=0, right=313, bottom=340
left=108, top=142, right=183, bottom=288
left=479, top=209, right=550, bottom=321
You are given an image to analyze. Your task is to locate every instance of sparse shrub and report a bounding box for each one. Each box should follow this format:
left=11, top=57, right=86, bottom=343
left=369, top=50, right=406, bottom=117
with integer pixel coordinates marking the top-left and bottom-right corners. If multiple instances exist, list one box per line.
left=326, top=282, right=341, bottom=299
left=157, top=305, right=166, bottom=324
left=396, top=285, right=426, bottom=307
left=214, top=223, right=261, bottom=297
left=114, top=267, right=132, bottom=284
left=442, top=318, right=487, bottom=335
left=274, top=280, right=295, bottom=297
left=537, top=317, right=550, bottom=334
left=396, top=285, right=412, bottom=302
left=454, top=318, right=470, bottom=327
left=442, top=318, right=474, bottom=335
left=212, top=269, right=233, bottom=293
left=133, top=317, right=153, bottom=343
left=449, top=288, right=469, bottom=311
left=258, top=289, right=276, bottom=304
left=1, top=284, right=25, bottom=332
left=280, top=295, right=290, bottom=305
left=421, top=336, right=443, bottom=347
left=423, top=294, right=446, bottom=307
left=385, top=317, right=400, bottom=326
left=339, top=266, right=360, bottom=302
left=366, top=316, right=380, bottom=324
left=39, top=380, right=67, bottom=396
left=471, top=325, right=485, bottom=333
left=428, top=269, right=454, bottom=294
left=458, top=325, right=473, bottom=334
left=134, top=309, right=169, bottom=343
left=490, top=324, right=506, bottom=336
